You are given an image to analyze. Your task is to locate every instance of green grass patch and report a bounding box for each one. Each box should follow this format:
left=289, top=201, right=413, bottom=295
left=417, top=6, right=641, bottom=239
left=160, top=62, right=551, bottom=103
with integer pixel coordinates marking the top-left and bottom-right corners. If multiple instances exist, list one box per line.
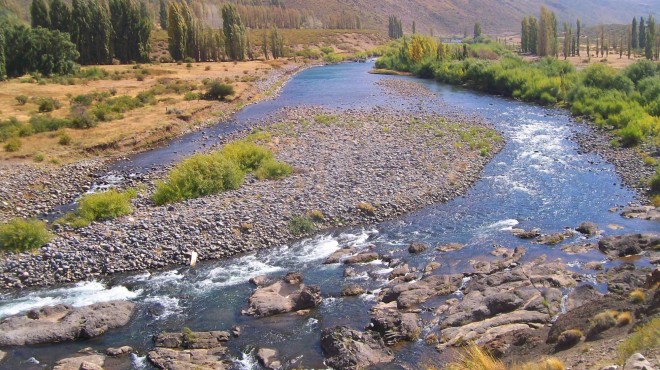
left=288, top=215, right=316, bottom=236
left=255, top=159, right=293, bottom=180
left=58, top=189, right=136, bottom=228
left=219, top=141, right=273, bottom=172
left=0, top=218, right=51, bottom=252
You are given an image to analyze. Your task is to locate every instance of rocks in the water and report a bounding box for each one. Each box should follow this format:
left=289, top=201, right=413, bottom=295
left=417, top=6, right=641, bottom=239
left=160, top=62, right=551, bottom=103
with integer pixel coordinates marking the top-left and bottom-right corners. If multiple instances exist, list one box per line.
left=53, top=354, right=105, bottom=370
left=341, top=284, right=365, bottom=297
left=284, top=271, right=303, bottom=284
left=370, top=302, right=420, bottom=345
left=106, top=346, right=133, bottom=356
left=424, top=261, right=441, bottom=273
left=324, top=248, right=356, bottom=264
left=408, top=242, right=428, bottom=254
left=389, top=264, right=410, bottom=280
left=244, top=273, right=321, bottom=317
left=343, top=251, right=380, bottom=264
left=0, top=301, right=135, bottom=346
left=149, top=330, right=231, bottom=370
left=624, top=353, right=654, bottom=370
left=561, top=242, right=597, bottom=254
left=320, top=326, right=394, bottom=370
left=256, top=348, right=282, bottom=370
left=534, top=230, right=574, bottom=245
left=621, top=206, right=660, bottom=221
left=231, top=326, right=241, bottom=337
left=0, top=350, right=5, bottom=363
left=437, top=243, right=464, bottom=252
left=576, top=221, right=599, bottom=235
left=249, top=275, right=269, bottom=286
left=512, top=228, right=540, bottom=239
left=598, top=234, right=660, bottom=258
left=380, top=274, right=463, bottom=309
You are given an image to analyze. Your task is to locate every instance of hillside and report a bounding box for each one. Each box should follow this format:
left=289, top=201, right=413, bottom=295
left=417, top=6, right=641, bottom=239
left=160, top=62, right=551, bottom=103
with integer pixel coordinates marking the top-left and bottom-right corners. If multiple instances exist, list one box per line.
left=2, top=0, right=659, bottom=35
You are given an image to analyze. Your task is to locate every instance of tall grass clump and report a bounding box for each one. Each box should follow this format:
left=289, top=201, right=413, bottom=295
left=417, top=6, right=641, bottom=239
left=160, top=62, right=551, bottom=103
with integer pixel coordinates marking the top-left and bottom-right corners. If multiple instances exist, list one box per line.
left=0, top=218, right=51, bottom=252
left=219, top=141, right=273, bottom=172
left=446, top=344, right=506, bottom=370
left=152, top=154, right=245, bottom=205
left=255, top=159, right=292, bottom=180
left=58, top=189, right=137, bottom=228
left=617, top=317, right=660, bottom=364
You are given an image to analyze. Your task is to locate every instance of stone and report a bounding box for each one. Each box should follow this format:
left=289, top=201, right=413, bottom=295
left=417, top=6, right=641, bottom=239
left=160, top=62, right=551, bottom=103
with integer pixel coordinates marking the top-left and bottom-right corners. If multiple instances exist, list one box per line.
left=576, top=222, right=599, bottom=235
left=343, top=252, right=380, bottom=264
left=244, top=274, right=321, bottom=317
left=389, top=264, right=409, bottom=280
left=424, top=261, right=441, bottom=273
left=512, top=228, right=540, bottom=239
left=437, top=243, right=465, bottom=252
left=106, top=346, right=133, bottom=356
left=0, top=350, right=5, bottom=363
left=249, top=275, right=269, bottom=286
left=408, top=242, right=428, bottom=254
left=231, top=326, right=241, bottom=338
left=0, top=301, right=135, bottom=346
left=599, top=234, right=660, bottom=258
left=320, top=326, right=394, bottom=370
left=341, top=284, right=365, bottom=297
left=621, top=206, right=660, bottom=221
left=155, top=331, right=229, bottom=350
left=284, top=272, right=303, bottom=284
left=323, top=248, right=356, bottom=264
left=256, top=348, right=282, bottom=370
left=370, top=302, right=420, bottom=345
left=148, top=347, right=227, bottom=370
left=52, top=354, right=105, bottom=370
left=623, top=353, right=654, bottom=370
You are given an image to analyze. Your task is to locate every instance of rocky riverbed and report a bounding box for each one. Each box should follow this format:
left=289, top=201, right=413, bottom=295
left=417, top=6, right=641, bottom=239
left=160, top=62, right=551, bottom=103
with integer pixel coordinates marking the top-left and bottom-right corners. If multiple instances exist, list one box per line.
left=0, top=107, right=503, bottom=289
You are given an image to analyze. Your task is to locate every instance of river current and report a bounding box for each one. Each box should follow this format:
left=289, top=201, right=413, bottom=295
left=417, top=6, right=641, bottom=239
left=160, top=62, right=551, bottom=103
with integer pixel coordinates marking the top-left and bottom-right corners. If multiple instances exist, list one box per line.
left=0, top=61, right=657, bottom=369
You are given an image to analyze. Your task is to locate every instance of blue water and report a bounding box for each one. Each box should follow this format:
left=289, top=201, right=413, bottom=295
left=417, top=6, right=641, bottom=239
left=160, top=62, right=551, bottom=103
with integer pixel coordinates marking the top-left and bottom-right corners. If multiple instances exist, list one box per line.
left=0, top=61, right=657, bottom=370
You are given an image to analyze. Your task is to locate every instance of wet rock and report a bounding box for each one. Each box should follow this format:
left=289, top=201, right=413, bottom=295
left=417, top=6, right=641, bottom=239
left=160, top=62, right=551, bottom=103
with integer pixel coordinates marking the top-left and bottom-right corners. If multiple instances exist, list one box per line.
left=343, top=252, right=379, bottom=264
left=561, top=243, right=597, bottom=254
left=621, top=206, right=660, bottom=221
left=381, top=274, right=463, bottom=309
left=341, top=284, right=365, bottom=297
left=53, top=354, right=105, bottom=370
left=535, top=231, right=574, bottom=245
left=0, top=350, right=5, bottom=363
left=256, top=348, right=282, bottom=370
left=231, top=326, right=241, bottom=337
left=0, top=301, right=135, bottom=346
left=324, top=248, right=356, bottom=264
left=585, top=261, right=604, bottom=270
left=106, top=346, right=133, bottom=356
left=154, top=333, right=183, bottom=348
left=148, top=347, right=228, bottom=370
left=624, top=353, right=654, bottom=370
left=512, top=228, right=540, bottom=239
left=486, top=292, right=524, bottom=315
left=408, top=242, right=428, bottom=254
left=370, top=302, right=420, bottom=345
left=424, top=261, right=441, bottom=273
left=155, top=331, right=229, bottom=350
left=284, top=271, right=303, bottom=284
left=601, top=264, right=650, bottom=295
left=320, top=326, right=394, bottom=370
left=389, top=264, right=410, bottom=280
left=598, top=234, right=660, bottom=258
left=249, top=275, right=269, bottom=286
left=437, top=243, right=465, bottom=252
left=566, top=284, right=604, bottom=311
left=244, top=274, right=321, bottom=317
left=576, top=222, right=599, bottom=235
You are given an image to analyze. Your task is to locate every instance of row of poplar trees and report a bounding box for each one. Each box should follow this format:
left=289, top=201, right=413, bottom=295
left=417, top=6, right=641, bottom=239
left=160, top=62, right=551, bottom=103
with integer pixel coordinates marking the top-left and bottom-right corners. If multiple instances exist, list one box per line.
left=29, top=0, right=152, bottom=65
left=520, top=6, right=558, bottom=57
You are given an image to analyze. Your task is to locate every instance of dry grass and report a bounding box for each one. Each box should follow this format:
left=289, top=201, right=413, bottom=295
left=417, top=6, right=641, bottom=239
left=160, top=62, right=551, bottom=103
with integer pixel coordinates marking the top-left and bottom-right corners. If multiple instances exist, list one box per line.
left=0, top=60, right=282, bottom=164
left=629, top=289, right=646, bottom=304
left=446, top=344, right=506, bottom=370
left=616, top=312, right=633, bottom=327
left=617, top=317, right=660, bottom=364
left=518, top=358, right=566, bottom=370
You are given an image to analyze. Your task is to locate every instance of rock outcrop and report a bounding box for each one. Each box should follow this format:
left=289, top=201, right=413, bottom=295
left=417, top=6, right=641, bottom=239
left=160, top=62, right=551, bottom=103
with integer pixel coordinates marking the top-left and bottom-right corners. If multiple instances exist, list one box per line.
left=243, top=272, right=322, bottom=317
left=320, top=326, right=394, bottom=370
left=148, top=330, right=230, bottom=370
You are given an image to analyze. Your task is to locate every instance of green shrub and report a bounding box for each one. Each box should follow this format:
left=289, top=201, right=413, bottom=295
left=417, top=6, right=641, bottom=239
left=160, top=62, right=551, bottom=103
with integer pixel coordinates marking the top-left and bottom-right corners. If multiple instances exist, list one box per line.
left=33, top=153, right=45, bottom=162
left=152, top=154, right=245, bottom=205
left=0, top=218, right=51, bottom=252
left=77, top=189, right=136, bottom=223
left=70, top=108, right=97, bottom=129
left=29, top=115, right=71, bottom=133
left=37, top=97, right=62, bottom=112
left=77, top=66, right=109, bottom=80
left=58, top=132, right=72, bottom=145
left=255, top=159, right=292, bottom=180
left=219, top=141, right=273, bottom=172
left=15, top=95, right=28, bottom=105
left=184, top=92, right=200, bottom=101
left=4, top=137, right=22, bottom=152
left=288, top=215, right=315, bottom=236
left=204, top=80, right=234, bottom=101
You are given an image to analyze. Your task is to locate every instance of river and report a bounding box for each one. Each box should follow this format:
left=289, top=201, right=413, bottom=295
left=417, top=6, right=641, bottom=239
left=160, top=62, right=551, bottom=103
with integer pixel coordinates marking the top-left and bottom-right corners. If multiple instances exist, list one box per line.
left=0, top=61, right=657, bottom=369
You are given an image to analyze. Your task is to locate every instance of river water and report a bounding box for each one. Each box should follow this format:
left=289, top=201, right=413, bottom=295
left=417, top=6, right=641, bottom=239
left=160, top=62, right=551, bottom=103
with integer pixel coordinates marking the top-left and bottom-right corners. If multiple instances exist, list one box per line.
left=0, top=61, right=657, bottom=370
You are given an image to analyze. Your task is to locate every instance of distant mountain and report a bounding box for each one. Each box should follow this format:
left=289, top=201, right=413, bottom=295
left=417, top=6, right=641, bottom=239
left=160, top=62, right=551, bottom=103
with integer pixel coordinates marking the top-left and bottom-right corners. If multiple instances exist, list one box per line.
left=3, top=0, right=659, bottom=35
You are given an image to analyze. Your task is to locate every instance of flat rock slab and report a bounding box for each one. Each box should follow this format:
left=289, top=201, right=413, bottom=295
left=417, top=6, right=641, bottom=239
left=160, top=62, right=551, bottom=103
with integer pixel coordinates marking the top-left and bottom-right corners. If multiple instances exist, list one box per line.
left=0, top=301, right=135, bottom=346
left=53, top=354, right=105, bottom=370
left=148, top=347, right=227, bottom=370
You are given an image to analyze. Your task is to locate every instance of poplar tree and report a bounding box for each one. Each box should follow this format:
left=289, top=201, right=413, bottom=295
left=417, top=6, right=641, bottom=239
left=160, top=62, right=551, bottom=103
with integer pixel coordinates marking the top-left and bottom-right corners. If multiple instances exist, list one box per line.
left=159, top=0, right=167, bottom=30
left=632, top=17, right=638, bottom=49
left=628, top=25, right=632, bottom=59
left=474, top=23, right=481, bottom=39
left=70, top=0, right=112, bottom=65
left=639, top=17, right=646, bottom=48
left=222, top=4, right=246, bottom=61
left=563, top=22, right=571, bottom=59
left=167, top=2, right=186, bottom=61
left=261, top=31, right=268, bottom=60
left=576, top=19, right=581, bottom=55
left=646, top=15, right=655, bottom=60
left=412, top=21, right=416, bottom=34
left=31, top=0, right=50, bottom=28
left=110, top=0, right=151, bottom=63
left=49, top=0, right=70, bottom=33
left=529, top=17, right=538, bottom=54
left=0, top=29, right=6, bottom=80
left=521, top=17, right=529, bottom=52
left=538, top=6, right=556, bottom=57
left=270, top=27, right=284, bottom=59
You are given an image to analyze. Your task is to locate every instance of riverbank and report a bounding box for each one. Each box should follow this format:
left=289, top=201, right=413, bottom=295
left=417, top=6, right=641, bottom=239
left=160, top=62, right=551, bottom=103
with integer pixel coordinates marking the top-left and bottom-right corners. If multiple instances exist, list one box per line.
left=0, top=104, right=503, bottom=289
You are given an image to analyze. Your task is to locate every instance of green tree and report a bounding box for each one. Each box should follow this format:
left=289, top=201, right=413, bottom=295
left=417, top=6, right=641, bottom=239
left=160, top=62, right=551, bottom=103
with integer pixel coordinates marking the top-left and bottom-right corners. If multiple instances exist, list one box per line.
left=412, top=21, right=416, bottom=34
left=109, top=0, right=151, bottom=63
left=49, top=0, right=70, bottom=33
left=261, top=30, right=268, bottom=60
left=576, top=19, right=581, bottom=56
left=529, top=16, right=538, bottom=54
left=30, top=0, right=50, bottom=28
left=167, top=2, right=186, bottom=61
left=70, top=0, right=112, bottom=65
left=639, top=17, right=646, bottom=48
left=222, top=4, right=246, bottom=61
left=645, top=15, right=655, bottom=60
left=474, top=22, right=481, bottom=39
left=632, top=17, right=638, bottom=49
left=159, top=0, right=167, bottom=29
left=563, top=22, right=571, bottom=59
left=0, top=29, right=6, bottom=80
left=521, top=17, right=529, bottom=52
left=3, top=24, right=78, bottom=77
left=270, top=27, right=284, bottom=59
left=388, top=16, right=402, bottom=39
left=538, top=6, right=556, bottom=56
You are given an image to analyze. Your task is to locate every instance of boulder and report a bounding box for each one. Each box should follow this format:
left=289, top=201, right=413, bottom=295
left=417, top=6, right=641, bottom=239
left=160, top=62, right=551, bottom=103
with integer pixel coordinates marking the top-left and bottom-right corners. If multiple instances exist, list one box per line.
left=566, top=284, right=603, bottom=311
left=52, top=354, right=105, bottom=370
left=0, top=350, right=5, bottom=363
left=621, top=206, right=660, bottom=221
left=343, top=252, right=380, bottom=264
left=0, top=301, right=135, bottom=346
left=148, top=347, right=227, bottom=370
left=561, top=243, right=597, bottom=254
left=512, top=228, right=540, bottom=239
left=576, top=222, right=599, bottom=235
left=106, top=346, right=133, bottom=356
left=256, top=348, right=282, bottom=370
left=155, top=331, right=229, bottom=350
left=624, top=353, right=654, bottom=370
left=341, top=284, right=365, bottom=297
left=370, top=302, right=420, bottom=345
left=380, top=274, right=463, bottom=309
left=437, top=243, right=465, bottom=252
left=389, top=264, right=410, bottom=280
left=324, top=248, right=356, bottom=264
left=408, top=242, right=428, bottom=254
left=599, top=234, right=660, bottom=258
left=424, top=261, right=441, bottom=273
left=320, top=326, right=394, bottom=370
left=244, top=274, right=321, bottom=317
left=283, top=272, right=303, bottom=284
left=249, top=275, right=269, bottom=286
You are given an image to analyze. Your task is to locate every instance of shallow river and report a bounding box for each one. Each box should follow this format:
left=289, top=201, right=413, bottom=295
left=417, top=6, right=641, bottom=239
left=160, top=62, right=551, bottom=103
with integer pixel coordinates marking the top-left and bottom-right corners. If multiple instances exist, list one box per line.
left=0, top=61, right=657, bottom=369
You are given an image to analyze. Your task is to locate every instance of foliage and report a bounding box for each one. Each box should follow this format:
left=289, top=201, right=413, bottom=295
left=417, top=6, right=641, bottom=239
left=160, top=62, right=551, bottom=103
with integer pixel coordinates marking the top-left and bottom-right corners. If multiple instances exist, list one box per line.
left=15, top=95, right=28, bottom=105
left=586, top=311, right=617, bottom=339
left=58, top=132, right=71, bottom=145
left=616, top=311, right=633, bottom=327
left=617, top=317, right=660, bottom=364
left=77, top=189, right=136, bottom=222
left=37, top=97, right=61, bottom=112
left=219, top=141, right=272, bottom=171
left=254, top=159, right=292, bottom=180
left=29, top=114, right=70, bottom=133
left=288, top=215, right=315, bottom=236
left=204, top=80, right=234, bottom=100
left=4, top=137, right=21, bottom=152
left=0, top=218, right=51, bottom=252
left=152, top=153, right=245, bottom=205
left=70, top=0, right=113, bottom=65
left=222, top=4, right=246, bottom=61
left=629, top=289, right=646, bottom=303
left=109, top=0, right=152, bottom=63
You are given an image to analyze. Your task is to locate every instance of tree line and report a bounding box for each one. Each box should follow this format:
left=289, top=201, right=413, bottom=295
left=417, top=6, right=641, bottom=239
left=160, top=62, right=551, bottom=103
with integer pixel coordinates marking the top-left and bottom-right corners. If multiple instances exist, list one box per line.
left=388, top=16, right=403, bottom=39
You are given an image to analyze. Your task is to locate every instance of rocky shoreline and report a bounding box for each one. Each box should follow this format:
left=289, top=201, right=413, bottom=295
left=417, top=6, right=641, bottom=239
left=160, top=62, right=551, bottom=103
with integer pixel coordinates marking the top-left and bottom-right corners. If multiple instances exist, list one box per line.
left=0, top=106, right=503, bottom=289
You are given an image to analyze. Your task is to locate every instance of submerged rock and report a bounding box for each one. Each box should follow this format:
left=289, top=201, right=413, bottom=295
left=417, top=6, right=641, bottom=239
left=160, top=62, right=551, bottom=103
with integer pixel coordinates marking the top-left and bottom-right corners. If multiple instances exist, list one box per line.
left=380, top=274, right=463, bottom=309
left=149, top=330, right=231, bottom=370
left=341, top=284, right=365, bottom=297
left=620, top=206, right=660, bottom=221
left=576, top=221, right=599, bottom=235
left=0, top=301, right=135, bottom=346
left=408, top=242, right=428, bottom=254
left=320, top=326, right=394, bottom=370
